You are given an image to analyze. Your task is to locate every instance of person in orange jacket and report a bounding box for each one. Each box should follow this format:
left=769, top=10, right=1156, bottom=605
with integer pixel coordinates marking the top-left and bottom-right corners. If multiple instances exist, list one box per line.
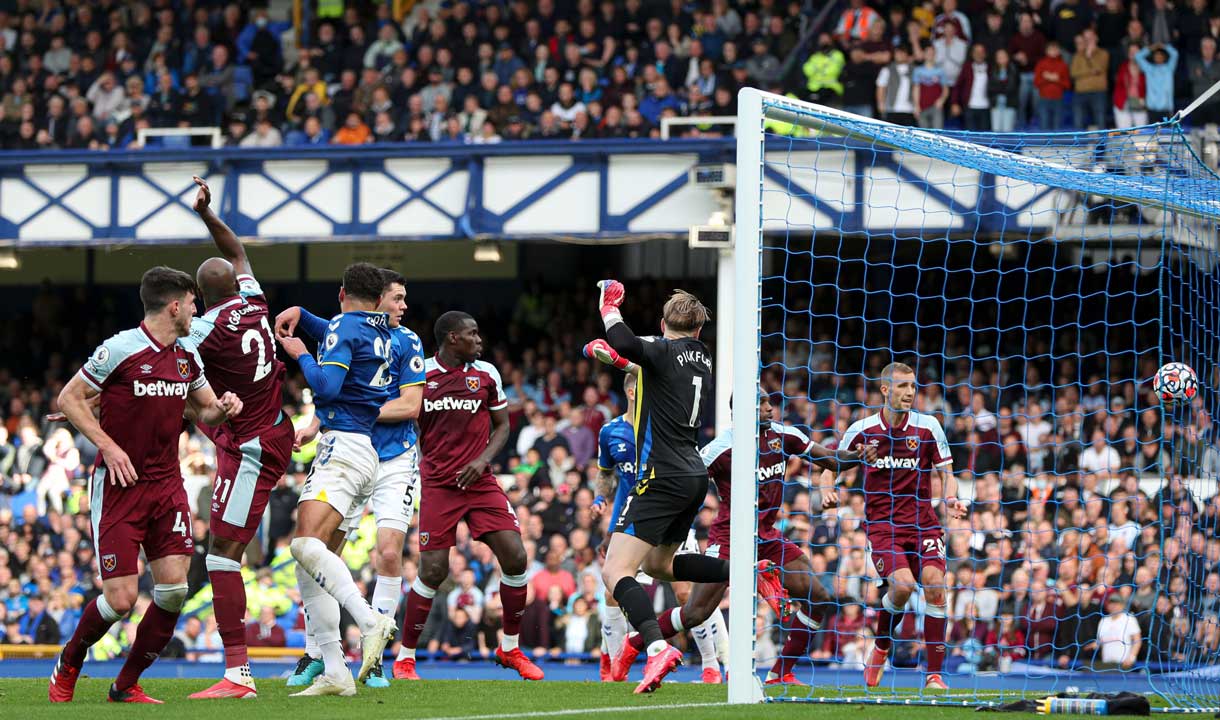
left=1033, top=40, right=1071, bottom=130
left=332, top=111, right=371, bottom=145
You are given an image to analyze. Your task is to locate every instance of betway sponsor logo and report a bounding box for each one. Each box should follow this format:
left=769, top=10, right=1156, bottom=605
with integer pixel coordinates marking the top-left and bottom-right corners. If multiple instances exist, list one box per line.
left=873, top=456, right=919, bottom=469
left=424, top=396, right=482, bottom=414
left=756, top=460, right=785, bottom=481
left=133, top=379, right=188, bottom=398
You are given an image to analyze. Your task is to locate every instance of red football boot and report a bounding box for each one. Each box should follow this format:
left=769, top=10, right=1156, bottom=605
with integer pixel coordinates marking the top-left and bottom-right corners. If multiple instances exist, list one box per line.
left=864, top=644, right=888, bottom=688
left=495, top=647, right=545, bottom=680
left=756, top=560, right=796, bottom=622
left=634, top=645, right=683, bottom=694
left=188, top=678, right=258, bottom=699
left=599, top=653, right=613, bottom=681
left=765, top=672, right=807, bottom=686
left=612, top=633, right=641, bottom=682
left=392, top=657, right=420, bottom=680
left=48, top=653, right=80, bottom=703
left=108, top=684, right=164, bottom=704
left=701, top=667, right=723, bottom=684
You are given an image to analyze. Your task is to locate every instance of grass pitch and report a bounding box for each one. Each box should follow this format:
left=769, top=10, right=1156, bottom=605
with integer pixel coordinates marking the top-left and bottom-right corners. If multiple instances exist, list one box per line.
left=1, top=678, right=1068, bottom=719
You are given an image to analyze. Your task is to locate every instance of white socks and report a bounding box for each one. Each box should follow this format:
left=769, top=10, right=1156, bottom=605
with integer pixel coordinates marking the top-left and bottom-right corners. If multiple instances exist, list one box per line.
left=501, top=633, right=520, bottom=652
left=291, top=536, right=379, bottom=633
left=296, top=562, right=343, bottom=675
left=691, top=617, right=719, bottom=670
left=712, top=608, right=729, bottom=664
left=224, top=663, right=254, bottom=688
left=646, top=639, right=668, bottom=657
left=601, top=605, right=629, bottom=658
left=372, top=574, right=402, bottom=618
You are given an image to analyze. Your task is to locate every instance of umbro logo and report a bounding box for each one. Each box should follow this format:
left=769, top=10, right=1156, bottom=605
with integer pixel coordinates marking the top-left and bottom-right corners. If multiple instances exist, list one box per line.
left=427, top=381, right=439, bottom=389
left=140, top=364, right=153, bottom=374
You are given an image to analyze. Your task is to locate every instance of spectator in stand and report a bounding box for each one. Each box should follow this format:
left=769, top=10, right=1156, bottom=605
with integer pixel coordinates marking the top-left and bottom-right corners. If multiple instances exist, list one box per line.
left=333, top=112, right=371, bottom=145
left=935, top=0, right=972, bottom=42
left=835, top=0, right=882, bottom=45
left=912, top=43, right=946, bottom=129
left=934, top=21, right=969, bottom=87
left=1070, top=30, right=1110, bottom=129
left=640, top=78, right=682, bottom=126
left=1134, top=42, right=1179, bottom=122
left=1081, top=429, right=1121, bottom=478
left=802, top=33, right=846, bottom=105
left=200, top=45, right=237, bottom=112
left=1034, top=41, right=1071, bottom=130
left=990, top=49, right=1021, bottom=131
left=245, top=605, right=286, bottom=648
left=1188, top=37, right=1220, bottom=126
left=840, top=23, right=891, bottom=118
left=1095, top=593, right=1141, bottom=669
left=241, top=116, right=283, bottom=148
left=876, top=44, right=917, bottom=126
left=1010, top=12, right=1048, bottom=128
left=951, top=43, right=992, bottom=131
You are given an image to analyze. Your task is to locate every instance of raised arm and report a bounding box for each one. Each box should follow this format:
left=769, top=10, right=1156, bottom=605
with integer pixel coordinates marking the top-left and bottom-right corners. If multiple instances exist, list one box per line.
left=596, top=280, right=647, bottom=362
left=277, top=334, right=349, bottom=402
left=193, top=175, right=252, bottom=277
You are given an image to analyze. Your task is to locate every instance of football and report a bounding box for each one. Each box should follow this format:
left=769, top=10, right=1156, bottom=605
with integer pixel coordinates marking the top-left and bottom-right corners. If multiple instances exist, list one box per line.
left=1154, top=362, right=1199, bottom=402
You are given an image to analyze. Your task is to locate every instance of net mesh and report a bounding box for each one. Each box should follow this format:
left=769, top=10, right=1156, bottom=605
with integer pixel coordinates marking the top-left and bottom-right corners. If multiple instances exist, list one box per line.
left=747, top=99, right=1220, bottom=711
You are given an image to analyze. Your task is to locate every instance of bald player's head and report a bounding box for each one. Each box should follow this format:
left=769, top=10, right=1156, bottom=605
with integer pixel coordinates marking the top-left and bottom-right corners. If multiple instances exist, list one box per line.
left=196, top=257, right=238, bottom=308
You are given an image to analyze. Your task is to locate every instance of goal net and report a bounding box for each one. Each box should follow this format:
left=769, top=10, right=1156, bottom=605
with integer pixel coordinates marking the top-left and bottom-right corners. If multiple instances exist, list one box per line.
left=726, top=88, right=1220, bottom=711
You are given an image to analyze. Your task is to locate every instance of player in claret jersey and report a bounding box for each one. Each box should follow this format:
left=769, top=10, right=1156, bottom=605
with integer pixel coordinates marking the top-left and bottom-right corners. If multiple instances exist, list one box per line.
left=397, top=311, right=544, bottom=682
left=820, top=362, right=966, bottom=692
left=615, top=391, right=873, bottom=685
left=275, top=263, right=398, bottom=697
left=51, top=267, right=243, bottom=704
left=182, top=176, right=296, bottom=700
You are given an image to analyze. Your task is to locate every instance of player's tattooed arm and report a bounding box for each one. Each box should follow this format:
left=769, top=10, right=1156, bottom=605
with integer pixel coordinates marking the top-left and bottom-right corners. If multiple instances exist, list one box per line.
left=192, top=175, right=252, bottom=277
left=187, top=384, right=244, bottom=426
left=378, top=384, right=422, bottom=422
left=455, top=405, right=510, bottom=490
left=591, top=467, right=617, bottom=517
left=58, top=375, right=138, bottom=487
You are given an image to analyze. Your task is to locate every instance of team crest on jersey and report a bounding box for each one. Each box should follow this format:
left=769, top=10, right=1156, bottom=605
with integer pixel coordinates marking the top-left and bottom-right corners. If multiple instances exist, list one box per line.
left=177, top=358, right=191, bottom=379
left=101, top=554, right=117, bottom=572
left=466, top=376, right=480, bottom=392
left=906, top=437, right=919, bottom=451
left=768, top=437, right=783, bottom=453
left=420, top=532, right=430, bottom=546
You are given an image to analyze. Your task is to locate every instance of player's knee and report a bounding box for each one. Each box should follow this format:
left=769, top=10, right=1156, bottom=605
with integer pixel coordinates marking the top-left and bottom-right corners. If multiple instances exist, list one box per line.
left=290, top=535, right=320, bottom=563
left=376, top=545, right=402, bottom=575
left=153, top=582, right=189, bottom=613
left=887, top=583, right=914, bottom=605
left=497, top=546, right=528, bottom=577
left=103, top=589, right=136, bottom=617
left=640, top=555, right=671, bottom=580
left=924, top=587, right=946, bottom=608
left=419, top=560, right=448, bottom=589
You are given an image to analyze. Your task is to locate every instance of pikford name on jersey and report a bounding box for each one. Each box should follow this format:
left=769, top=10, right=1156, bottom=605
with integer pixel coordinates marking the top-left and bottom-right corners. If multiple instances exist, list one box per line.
left=132, top=379, right=189, bottom=398
left=423, top=396, right=482, bottom=414
left=675, top=348, right=712, bottom=371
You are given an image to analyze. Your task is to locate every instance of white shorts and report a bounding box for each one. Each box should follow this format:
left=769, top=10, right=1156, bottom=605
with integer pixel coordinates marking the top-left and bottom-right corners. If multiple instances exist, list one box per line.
left=298, top=430, right=378, bottom=521
left=341, top=445, right=420, bottom=534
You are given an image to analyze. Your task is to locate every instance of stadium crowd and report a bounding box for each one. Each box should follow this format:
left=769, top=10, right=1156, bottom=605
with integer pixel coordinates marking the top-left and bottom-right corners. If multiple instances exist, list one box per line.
left=1, top=0, right=1218, bottom=153
left=0, top=266, right=1218, bottom=675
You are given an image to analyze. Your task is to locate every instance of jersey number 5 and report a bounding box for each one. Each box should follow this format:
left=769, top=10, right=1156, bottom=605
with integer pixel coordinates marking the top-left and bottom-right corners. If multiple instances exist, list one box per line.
left=241, top=317, right=277, bottom=382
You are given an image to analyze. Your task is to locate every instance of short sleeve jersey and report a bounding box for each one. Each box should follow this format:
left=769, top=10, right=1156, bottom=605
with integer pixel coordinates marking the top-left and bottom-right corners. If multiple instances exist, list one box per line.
left=597, top=415, right=637, bottom=526
left=418, top=356, right=507, bottom=489
left=702, top=422, right=812, bottom=543
left=183, top=274, right=285, bottom=441
left=370, top=324, right=426, bottom=462
left=840, top=411, right=952, bottom=530
left=313, top=311, right=393, bottom=435
left=79, top=323, right=207, bottom=484
left=631, top=336, right=712, bottom=482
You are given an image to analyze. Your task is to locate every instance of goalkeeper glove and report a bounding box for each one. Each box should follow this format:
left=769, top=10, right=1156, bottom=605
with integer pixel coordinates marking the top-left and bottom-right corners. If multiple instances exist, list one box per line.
left=597, top=280, right=625, bottom=325
left=583, top=339, right=630, bottom=371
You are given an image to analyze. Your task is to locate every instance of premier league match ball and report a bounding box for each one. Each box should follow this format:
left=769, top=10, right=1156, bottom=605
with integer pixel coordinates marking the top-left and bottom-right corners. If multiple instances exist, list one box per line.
left=1154, top=362, right=1199, bottom=403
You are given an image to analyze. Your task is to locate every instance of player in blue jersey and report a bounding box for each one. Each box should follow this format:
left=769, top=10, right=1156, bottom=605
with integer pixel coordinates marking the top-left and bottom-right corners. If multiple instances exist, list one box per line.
left=275, top=263, right=399, bottom=697
left=590, top=356, right=727, bottom=684
left=275, top=269, right=424, bottom=688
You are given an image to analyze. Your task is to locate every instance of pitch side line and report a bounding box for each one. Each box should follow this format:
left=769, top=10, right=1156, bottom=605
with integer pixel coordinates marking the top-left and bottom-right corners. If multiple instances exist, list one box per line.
left=416, top=701, right=731, bottom=720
